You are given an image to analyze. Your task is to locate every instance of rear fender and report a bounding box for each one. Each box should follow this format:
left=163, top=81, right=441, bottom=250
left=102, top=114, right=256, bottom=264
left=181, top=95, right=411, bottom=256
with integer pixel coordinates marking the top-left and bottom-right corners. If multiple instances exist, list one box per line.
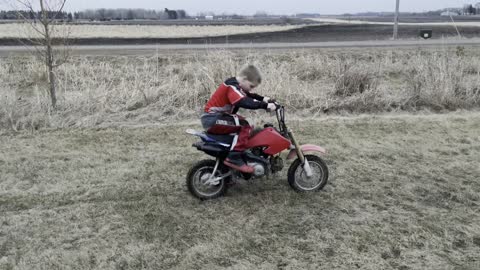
left=287, top=144, right=327, bottom=160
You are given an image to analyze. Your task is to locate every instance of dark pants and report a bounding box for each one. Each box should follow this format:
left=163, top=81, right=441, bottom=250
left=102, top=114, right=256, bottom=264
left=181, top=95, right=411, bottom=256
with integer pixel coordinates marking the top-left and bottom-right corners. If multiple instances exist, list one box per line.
left=201, top=113, right=252, bottom=151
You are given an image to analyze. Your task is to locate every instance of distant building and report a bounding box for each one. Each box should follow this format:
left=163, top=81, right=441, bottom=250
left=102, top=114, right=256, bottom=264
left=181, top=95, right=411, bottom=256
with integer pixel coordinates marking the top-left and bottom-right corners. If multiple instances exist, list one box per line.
left=205, top=15, right=214, bottom=20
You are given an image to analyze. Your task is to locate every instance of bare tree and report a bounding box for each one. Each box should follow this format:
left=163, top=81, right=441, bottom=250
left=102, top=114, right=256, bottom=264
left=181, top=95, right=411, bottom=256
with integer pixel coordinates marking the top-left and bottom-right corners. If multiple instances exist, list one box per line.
left=9, top=0, right=68, bottom=108
left=177, top=10, right=187, bottom=19
left=96, top=8, right=106, bottom=20
left=464, top=4, right=476, bottom=15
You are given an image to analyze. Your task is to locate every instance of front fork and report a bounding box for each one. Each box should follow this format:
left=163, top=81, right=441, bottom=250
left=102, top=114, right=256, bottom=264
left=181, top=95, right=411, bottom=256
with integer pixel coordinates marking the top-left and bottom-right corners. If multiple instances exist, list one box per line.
left=288, top=129, right=313, bottom=177
left=205, top=158, right=232, bottom=185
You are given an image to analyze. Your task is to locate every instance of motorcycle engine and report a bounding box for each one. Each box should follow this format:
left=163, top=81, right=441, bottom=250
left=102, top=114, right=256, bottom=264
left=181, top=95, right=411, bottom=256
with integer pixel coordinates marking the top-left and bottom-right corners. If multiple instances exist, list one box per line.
left=247, top=162, right=266, bottom=177
left=271, top=156, right=284, bottom=173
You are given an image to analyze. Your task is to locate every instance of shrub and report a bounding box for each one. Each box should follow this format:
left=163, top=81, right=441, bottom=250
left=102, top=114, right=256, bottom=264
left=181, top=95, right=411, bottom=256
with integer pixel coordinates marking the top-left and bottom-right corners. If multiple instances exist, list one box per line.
left=333, top=66, right=377, bottom=96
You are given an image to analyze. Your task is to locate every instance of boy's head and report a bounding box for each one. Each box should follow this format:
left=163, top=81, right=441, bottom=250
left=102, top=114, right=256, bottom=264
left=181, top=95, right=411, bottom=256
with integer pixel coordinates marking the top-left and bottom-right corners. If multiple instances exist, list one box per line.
left=237, top=64, right=262, bottom=92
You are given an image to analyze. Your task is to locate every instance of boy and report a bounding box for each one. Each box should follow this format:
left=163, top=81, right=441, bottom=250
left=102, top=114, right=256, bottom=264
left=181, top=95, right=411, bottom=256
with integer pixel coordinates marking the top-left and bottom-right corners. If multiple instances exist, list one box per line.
left=201, top=64, right=278, bottom=174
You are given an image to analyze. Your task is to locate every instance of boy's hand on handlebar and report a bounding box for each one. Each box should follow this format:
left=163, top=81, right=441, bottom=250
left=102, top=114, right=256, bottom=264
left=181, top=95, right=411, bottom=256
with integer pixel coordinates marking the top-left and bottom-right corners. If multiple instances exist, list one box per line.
left=267, top=103, right=279, bottom=112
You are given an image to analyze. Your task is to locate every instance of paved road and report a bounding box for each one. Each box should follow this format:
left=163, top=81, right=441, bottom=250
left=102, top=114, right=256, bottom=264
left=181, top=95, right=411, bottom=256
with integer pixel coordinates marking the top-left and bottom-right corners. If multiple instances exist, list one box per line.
left=1, top=38, right=480, bottom=56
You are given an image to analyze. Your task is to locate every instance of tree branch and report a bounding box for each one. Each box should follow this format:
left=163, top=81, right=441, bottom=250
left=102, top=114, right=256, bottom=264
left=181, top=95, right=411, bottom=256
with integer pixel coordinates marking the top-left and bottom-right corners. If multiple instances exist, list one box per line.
left=49, top=0, right=66, bottom=23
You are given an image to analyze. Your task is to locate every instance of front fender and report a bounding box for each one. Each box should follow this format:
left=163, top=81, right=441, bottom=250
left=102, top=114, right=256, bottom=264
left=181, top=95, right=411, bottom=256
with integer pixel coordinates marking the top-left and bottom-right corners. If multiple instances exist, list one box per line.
left=287, top=144, right=327, bottom=160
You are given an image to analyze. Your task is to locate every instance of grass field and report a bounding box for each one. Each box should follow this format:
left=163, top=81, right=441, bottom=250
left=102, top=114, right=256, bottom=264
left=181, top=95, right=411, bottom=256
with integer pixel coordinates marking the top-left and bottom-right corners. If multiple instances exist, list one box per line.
left=0, top=23, right=305, bottom=39
left=1, top=112, right=479, bottom=269
left=1, top=47, right=480, bottom=130
left=1, top=44, right=480, bottom=269
left=2, top=23, right=480, bottom=46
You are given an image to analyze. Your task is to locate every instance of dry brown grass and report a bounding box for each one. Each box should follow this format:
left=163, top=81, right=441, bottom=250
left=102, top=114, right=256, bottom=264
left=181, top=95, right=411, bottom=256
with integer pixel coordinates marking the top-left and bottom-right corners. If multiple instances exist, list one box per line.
left=0, top=23, right=304, bottom=39
left=0, top=112, right=479, bottom=269
left=1, top=47, right=480, bottom=131
left=333, top=65, right=378, bottom=96
left=1, top=46, right=480, bottom=269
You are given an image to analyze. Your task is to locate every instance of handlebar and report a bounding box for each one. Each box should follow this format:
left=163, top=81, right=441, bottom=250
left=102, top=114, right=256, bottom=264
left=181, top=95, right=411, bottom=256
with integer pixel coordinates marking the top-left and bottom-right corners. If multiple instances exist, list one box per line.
left=272, top=102, right=283, bottom=111
left=274, top=103, right=287, bottom=137
left=265, top=100, right=286, bottom=134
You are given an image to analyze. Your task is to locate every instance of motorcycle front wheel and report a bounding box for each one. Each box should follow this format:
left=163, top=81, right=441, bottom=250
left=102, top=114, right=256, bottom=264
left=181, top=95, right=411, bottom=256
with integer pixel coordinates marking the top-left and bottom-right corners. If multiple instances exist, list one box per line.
left=186, top=159, right=230, bottom=200
left=287, top=155, right=329, bottom=192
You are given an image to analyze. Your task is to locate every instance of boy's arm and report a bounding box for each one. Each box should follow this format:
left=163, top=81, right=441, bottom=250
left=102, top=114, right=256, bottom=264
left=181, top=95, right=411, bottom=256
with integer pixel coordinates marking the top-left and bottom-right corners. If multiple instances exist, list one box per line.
left=235, top=97, right=268, bottom=110
left=226, top=84, right=267, bottom=110
left=246, top=92, right=264, bottom=101
left=246, top=92, right=274, bottom=103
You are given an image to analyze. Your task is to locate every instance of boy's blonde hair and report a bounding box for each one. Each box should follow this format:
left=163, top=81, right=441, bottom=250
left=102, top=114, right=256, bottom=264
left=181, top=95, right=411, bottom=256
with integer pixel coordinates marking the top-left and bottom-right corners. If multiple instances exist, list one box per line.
left=239, top=65, right=262, bottom=84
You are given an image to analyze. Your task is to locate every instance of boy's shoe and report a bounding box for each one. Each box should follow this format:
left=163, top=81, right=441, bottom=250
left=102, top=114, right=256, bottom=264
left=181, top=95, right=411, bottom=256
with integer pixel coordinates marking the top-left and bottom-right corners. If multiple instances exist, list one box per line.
left=223, top=152, right=254, bottom=174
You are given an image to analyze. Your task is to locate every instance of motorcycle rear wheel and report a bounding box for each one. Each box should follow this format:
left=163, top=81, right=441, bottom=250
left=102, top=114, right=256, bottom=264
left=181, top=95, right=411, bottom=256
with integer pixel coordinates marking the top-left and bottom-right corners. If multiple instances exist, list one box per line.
left=287, top=155, right=328, bottom=192
left=186, top=160, right=230, bottom=200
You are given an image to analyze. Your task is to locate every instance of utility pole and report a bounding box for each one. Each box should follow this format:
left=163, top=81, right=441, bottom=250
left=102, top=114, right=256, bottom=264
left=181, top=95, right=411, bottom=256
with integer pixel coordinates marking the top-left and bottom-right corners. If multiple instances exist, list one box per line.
left=393, top=0, right=400, bottom=39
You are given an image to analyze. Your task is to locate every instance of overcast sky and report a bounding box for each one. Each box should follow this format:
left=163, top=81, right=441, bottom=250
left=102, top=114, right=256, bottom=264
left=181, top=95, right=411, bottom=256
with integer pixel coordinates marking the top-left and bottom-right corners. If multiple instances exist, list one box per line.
left=2, top=1, right=477, bottom=15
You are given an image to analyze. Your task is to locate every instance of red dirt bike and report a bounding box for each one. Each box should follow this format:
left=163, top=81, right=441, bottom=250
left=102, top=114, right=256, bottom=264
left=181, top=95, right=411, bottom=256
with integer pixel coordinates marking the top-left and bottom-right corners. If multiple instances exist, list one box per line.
left=186, top=105, right=329, bottom=200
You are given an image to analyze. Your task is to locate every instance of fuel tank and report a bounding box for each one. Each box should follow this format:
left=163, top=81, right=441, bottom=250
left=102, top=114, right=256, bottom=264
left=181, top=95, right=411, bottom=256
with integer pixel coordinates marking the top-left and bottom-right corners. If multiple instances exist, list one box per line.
left=246, top=127, right=291, bottom=155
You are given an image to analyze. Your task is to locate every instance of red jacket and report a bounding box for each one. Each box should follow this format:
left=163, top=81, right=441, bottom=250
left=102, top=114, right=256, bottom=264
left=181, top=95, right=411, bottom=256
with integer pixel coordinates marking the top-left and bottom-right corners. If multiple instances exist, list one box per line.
left=204, top=77, right=267, bottom=114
